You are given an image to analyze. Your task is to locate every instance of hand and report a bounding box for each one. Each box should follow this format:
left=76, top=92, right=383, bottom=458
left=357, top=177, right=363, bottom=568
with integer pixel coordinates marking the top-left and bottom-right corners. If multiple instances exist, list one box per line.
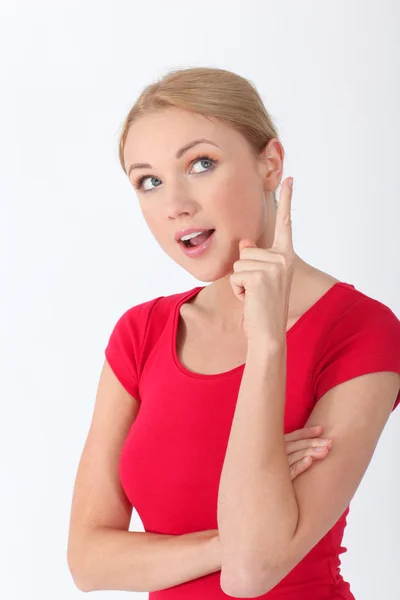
left=229, top=177, right=295, bottom=345
left=284, top=424, right=333, bottom=481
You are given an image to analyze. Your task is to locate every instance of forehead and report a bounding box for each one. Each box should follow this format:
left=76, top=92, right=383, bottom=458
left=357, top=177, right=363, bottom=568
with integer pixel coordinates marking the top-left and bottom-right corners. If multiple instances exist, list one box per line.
left=123, top=107, right=249, bottom=167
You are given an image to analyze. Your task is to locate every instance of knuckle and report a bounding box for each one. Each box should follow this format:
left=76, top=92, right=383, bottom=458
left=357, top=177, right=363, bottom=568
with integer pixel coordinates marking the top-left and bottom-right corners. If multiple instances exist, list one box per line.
left=254, top=270, right=267, bottom=283
left=312, top=440, right=323, bottom=447
left=270, top=262, right=282, bottom=276
left=277, top=253, right=288, bottom=266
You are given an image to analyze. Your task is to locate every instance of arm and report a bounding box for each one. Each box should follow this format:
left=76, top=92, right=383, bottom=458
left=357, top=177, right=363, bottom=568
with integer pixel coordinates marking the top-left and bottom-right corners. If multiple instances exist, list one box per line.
left=67, top=359, right=220, bottom=593
left=76, top=422, right=329, bottom=593
left=217, top=340, right=400, bottom=597
left=217, top=342, right=298, bottom=596
left=74, top=422, right=325, bottom=594
left=71, top=527, right=221, bottom=592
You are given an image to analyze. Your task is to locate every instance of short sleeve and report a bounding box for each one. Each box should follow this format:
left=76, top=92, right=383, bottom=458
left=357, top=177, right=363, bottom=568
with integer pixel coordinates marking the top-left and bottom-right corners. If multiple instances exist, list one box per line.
left=313, top=297, right=400, bottom=412
left=104, top=306, right=143, bottom=400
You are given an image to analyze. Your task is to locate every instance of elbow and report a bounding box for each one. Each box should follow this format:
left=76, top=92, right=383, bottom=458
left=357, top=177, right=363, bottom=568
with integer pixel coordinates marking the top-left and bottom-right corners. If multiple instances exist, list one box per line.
left=219, top=539, right=272, bottom=597
left=220, top=576, right=271, bottom=598
left=222, top=560, right=293, bottom=597
left=219, top=533, right=295, bottom=596
left=67, top=547, right=93, bottom=593
left=220, top=563, right=271, bottom=598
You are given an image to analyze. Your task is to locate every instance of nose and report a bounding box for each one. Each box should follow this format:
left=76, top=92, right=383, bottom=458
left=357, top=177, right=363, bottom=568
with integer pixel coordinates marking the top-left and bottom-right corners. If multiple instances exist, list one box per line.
left=164, top=181, right=198, bottom=220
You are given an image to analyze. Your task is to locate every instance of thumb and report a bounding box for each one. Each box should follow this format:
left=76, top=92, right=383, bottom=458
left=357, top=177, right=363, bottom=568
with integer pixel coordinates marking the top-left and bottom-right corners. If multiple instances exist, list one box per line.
left=239, top=238, right=257, bottom=252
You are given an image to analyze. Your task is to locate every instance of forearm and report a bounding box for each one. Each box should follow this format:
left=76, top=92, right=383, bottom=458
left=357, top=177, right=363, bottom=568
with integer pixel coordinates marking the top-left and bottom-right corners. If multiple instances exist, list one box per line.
left=217, top=342, right=299, bottom=587
left=71, top=527, right=221, bottom=592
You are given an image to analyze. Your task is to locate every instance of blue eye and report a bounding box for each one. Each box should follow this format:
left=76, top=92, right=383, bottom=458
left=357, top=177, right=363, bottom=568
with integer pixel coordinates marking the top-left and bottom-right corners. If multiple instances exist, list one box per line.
left=133, top=154, right=217, bottom=193
left=191, top=156, right=215, bottom=174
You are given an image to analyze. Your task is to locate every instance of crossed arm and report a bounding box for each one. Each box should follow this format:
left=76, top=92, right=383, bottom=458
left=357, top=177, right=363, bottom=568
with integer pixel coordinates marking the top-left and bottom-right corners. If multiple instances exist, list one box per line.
left=217, top=344, right=400, bottom=597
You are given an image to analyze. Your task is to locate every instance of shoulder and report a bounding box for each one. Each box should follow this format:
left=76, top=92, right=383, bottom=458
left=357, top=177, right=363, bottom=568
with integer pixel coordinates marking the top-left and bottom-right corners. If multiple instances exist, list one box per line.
left=104, top=287, right=198, bottom=392
left=312, top=281, right=400, bottom=409
left=328, top=283, right=399, bottom=336
left=109, top=286, right=200, bottom=330
left=307, top=268, right=398, bottom=330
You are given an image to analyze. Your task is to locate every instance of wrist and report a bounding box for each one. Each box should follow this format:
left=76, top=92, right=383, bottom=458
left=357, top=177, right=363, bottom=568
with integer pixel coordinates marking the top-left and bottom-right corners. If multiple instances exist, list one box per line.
left=207, top=533, right=222, bottom=572
left=247, top=338, right=286, bottom=359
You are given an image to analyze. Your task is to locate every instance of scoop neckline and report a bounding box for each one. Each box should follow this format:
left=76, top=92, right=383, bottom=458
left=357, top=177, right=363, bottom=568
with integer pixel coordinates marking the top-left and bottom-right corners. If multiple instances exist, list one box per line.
left=171, top=281, right=355, bottom=380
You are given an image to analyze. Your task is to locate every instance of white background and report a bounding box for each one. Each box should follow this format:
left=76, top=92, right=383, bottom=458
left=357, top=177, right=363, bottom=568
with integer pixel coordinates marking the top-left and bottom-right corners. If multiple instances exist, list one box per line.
left=1, top=0, right=399, bottom=598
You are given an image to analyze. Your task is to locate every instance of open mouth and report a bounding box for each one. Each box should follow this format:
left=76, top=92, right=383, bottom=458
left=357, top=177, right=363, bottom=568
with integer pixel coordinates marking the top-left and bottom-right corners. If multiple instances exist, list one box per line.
left=180, top=229, right=215, bottom=248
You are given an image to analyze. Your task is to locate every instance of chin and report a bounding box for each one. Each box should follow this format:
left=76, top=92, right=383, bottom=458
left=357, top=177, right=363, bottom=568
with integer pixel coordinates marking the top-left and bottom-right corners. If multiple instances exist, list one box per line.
left=181, top=260, right=235, bottom=283
left=167, top=235, right=237, bottom=282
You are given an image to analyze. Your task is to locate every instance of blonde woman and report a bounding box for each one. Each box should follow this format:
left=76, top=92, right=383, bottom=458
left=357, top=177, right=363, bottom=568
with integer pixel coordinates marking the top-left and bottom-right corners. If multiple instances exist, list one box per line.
left=67, top=67, right=400, bottom=599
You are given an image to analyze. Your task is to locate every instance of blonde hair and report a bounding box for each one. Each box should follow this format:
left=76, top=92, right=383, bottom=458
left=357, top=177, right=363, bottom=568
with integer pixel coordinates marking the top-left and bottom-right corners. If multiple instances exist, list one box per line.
left=118, top=66, right=282, bottom=207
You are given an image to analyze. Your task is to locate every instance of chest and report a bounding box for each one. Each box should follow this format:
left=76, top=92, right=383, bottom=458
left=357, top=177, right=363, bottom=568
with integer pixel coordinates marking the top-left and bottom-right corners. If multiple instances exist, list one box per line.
left=175, top=309, right=300, bottom=376
left=122, top=304, right=319, bottom=535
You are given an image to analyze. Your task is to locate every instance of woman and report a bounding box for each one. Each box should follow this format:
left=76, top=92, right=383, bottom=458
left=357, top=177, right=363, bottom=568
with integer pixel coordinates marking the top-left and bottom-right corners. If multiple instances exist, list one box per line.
left=67, top=67, right=400, bottom=599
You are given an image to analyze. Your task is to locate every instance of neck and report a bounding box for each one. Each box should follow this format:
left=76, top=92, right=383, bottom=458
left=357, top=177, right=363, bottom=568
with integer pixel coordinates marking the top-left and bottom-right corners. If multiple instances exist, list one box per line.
left=199, top=253, right=312, bottom=333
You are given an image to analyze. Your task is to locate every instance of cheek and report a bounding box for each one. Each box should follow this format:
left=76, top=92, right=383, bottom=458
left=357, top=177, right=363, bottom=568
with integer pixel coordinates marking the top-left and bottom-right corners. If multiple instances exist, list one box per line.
left=214, top=173, right=260, bottom=223
left=141, top=209, right=178, bottom=253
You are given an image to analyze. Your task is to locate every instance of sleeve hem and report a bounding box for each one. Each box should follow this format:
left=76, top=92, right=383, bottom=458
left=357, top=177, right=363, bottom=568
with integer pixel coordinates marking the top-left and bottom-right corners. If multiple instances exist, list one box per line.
left=314, top=352, right=400, bottom=411
left=105, top=346, right=141, bottom=401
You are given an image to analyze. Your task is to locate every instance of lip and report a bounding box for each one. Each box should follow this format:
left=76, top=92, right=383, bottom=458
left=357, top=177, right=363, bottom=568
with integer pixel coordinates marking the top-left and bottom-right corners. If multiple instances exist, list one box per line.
left=174, top=227, right=214, bottom=242
left=178, top=229, right=216, bottom=258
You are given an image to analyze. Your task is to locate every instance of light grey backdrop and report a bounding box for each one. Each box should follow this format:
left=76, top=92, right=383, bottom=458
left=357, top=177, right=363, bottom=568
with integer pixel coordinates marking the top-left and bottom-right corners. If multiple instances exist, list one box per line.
left=1, top=0, right=399, bottom=598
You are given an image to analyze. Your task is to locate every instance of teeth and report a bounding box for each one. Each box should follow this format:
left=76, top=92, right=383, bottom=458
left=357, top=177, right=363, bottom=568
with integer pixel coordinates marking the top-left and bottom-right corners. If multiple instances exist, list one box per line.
left=180, top=231, right=205, bottom=241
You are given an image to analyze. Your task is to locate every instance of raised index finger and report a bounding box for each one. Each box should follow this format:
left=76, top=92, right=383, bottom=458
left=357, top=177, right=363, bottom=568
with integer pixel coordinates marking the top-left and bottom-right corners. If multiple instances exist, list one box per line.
left=272, top=177, right=294, bottom=252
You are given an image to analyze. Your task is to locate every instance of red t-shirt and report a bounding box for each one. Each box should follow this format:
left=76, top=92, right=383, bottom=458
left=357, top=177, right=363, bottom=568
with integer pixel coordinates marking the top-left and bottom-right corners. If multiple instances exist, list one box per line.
left=105, top=281, right=400, bottom=599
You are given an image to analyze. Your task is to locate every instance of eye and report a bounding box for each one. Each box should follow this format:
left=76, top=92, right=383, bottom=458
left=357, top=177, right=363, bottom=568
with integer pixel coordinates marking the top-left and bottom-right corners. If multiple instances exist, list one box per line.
left=191, top=155, right=216, bottom=174
left=135, top=175, right=162, bottom=192
left=133, top=154, right=217, bottom=193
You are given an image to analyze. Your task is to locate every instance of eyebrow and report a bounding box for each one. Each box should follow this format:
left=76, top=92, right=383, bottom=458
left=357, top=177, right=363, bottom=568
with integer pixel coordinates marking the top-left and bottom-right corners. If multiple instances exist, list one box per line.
left=127, top=138, right=221, bottom=178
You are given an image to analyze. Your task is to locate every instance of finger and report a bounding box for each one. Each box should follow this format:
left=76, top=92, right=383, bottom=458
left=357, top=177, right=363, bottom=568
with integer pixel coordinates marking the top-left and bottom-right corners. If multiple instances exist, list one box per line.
left=290, top=456, right=313, bottom=481
left=272, top=177, right=293, bottom=252
left=237, top=246, right=284, bottom=262
left=239, top=238, right=257, bottom=253
left=287, top=446, right=331, bottom=466
left=284, top=425, right=323, bottom=442
left=285, top=437, right=332, bottom=453
left=233, top=256, right=288, bottom=272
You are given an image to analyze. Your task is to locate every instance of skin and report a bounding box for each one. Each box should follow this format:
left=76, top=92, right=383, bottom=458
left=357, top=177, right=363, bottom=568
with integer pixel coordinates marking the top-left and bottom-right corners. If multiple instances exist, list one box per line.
left=121, top=106, right=337, bottom=558
left=123, top=106, right=327, bottom=333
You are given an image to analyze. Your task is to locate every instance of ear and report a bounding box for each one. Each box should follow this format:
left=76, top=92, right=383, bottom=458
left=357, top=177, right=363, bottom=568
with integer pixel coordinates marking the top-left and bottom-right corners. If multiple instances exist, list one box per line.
left=259, top=138, right=284, bottom=193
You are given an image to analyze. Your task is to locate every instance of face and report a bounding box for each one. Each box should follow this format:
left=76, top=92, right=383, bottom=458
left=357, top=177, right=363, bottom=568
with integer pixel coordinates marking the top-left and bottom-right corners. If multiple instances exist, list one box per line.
left=123, top=106, right=282, bottom=282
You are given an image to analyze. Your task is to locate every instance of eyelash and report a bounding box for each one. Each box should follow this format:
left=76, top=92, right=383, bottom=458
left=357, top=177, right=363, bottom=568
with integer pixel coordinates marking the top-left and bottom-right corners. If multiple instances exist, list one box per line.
left=133, top=154, right=218, bottom=192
